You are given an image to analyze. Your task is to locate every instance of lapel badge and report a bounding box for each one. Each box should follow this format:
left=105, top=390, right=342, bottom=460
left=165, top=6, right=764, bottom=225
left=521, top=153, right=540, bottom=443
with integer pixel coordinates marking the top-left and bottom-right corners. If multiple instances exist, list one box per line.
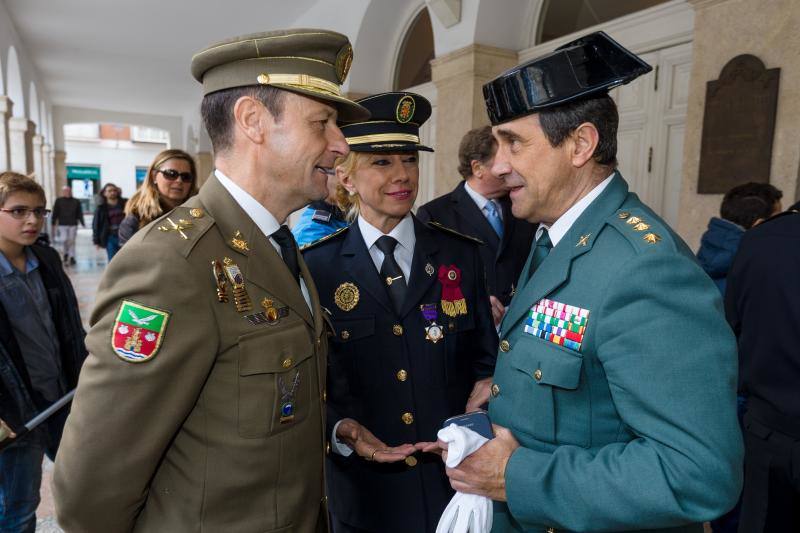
left=437, top=265, right=468, bottom=317
left=279, top=369, right=301, bottom=424
left=189, top=208, right=204, bottom=219
left=230, top=230, right=250, bottom=252
left=223, top=257, right=253, bottom=312
left=643, top=233, right=662, bottom=244
left=576, top=234, right=591, bottom=247
left=420, top=303, right=444, bottom=344
left=212, top=260, right=228, bottom=303
left=334, top=282, right=360, bottom=312
left=244, top=298, right=289, bottom=326
left=158, top=217, right=193, bottom=240
left=425, top=263, right=435, bottom=276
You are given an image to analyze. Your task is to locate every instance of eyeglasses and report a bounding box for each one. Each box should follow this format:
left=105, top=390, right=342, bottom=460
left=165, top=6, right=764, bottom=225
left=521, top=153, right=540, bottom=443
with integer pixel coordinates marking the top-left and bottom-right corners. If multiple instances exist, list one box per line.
left=0, top=207, right=51, bottom=220
left=157, top=169, right=194, bottom=183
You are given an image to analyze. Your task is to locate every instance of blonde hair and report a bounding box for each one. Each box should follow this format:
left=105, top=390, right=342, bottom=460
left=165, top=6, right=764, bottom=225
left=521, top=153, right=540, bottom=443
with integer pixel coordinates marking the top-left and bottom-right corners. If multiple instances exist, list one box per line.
left=125, top=149, right=198, bottom=228
left=0, top=172, right=46, bottom=207
left=334, top=152, right=372, bottom=222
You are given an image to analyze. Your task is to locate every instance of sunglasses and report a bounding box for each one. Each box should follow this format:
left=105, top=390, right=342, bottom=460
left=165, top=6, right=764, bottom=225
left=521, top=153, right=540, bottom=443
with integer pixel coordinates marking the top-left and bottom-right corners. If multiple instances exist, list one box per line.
left=157, top=169, right=194, bottom=183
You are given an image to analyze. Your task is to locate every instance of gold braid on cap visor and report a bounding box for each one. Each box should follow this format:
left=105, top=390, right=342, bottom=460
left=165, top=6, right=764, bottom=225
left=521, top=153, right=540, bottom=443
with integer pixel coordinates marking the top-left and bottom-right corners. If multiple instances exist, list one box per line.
left=344, top=133, right=420, bottom=145
left=257, top=73, right=340, bottom=97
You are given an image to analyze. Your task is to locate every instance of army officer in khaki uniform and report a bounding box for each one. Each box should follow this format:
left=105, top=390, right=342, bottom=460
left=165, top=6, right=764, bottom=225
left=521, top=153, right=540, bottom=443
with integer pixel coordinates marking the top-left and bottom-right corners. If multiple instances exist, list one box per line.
left=53, top=29, right=369, bottom=533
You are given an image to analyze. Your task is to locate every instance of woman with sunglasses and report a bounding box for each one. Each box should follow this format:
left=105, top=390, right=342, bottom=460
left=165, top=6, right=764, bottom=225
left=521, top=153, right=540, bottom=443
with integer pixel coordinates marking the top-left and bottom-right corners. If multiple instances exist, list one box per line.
left=118, top=149, right=198, bottom=247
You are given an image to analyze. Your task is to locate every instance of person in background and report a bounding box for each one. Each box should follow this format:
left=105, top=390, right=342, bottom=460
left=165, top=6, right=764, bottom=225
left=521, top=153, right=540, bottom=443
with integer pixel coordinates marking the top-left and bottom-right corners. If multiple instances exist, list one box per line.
left=118, top=149, right=198, bottom=246
left=51, top=185, right=85, bottom=266
left=417, top=126, right=535, bottom=326
left=92, top=183, right=127, bottom=261
left=292, top=169, right=348, bottom=247
left=696, top=182, right=782, bottom=294
left=0, top=172, right=87, bottom=533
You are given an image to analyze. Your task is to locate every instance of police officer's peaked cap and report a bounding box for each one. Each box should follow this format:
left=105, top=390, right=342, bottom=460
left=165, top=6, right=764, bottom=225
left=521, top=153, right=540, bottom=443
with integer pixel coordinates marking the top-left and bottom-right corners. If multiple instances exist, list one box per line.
left=483, top=31, right=652, bottom=125
left=339, top=92, right=434, bottom=153
left=191, top=28, right=369, bottom=122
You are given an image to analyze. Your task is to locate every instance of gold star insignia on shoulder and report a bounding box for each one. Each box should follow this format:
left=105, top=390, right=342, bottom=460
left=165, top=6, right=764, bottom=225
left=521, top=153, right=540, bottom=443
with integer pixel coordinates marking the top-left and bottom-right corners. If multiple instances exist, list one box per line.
left=158, top=217, right=193, bottom=240
left=231, top=230, right=250, bottom=252
left=626, top=216, right=642, bottom=225
left=618, top=212, right=630, bottom=219
left=633, top=222, right=650, bottom=231
left=576, top=234, right=591, bottom=247
left=643, top=233, right=661, bottom=244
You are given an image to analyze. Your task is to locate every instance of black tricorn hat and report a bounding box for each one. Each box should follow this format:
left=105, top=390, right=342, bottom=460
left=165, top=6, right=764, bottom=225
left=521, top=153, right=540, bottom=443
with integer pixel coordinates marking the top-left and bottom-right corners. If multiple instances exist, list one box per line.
left=483, top=31, right=652, bottom=125
left=339, top=92, right=434, bottom=153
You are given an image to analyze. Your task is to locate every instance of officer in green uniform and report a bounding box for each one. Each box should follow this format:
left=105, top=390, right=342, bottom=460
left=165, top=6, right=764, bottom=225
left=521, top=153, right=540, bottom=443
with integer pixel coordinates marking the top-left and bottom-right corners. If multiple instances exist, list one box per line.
left=431, top=32, right=744, bottom=532
left=53, top=29, right=368, bottom=533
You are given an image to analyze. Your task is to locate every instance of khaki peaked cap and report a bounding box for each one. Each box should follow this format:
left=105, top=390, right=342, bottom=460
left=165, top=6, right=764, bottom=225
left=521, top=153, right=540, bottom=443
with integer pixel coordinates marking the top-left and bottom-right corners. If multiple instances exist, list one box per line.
left=191, top=28, right=369, bottom=121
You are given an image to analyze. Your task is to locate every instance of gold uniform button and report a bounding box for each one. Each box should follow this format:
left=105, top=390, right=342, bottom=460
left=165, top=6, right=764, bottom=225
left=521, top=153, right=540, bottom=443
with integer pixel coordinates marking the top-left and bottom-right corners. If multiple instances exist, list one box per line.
left=316, top=338, right=322, bottom=349
left=341, top=330, right=350, bottom=340
left=326, top=442, right=331, bottom=455
left=396, top=369, right=408, bottom=382
left=499, top=340, right=510, bottom=352
left=534, top=369, right=543, bottom=381
left=392, top=324, right=403, bottom=336
left=491, top=383, right=500, bottom=397
left=401, top=412, right=414, bottom=425
left=322, top=390, right=327, bottom=402
left=282, top=358, right=293, bottom=369
left=189, top=207, right=204, bottom=218
left=405, top=456, right=418, bottom=467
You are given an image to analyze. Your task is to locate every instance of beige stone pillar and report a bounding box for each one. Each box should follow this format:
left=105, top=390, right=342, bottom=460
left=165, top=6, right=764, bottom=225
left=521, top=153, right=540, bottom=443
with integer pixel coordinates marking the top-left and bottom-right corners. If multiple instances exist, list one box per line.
left=32, top=134, right=44, bottom=184
left=54, top=150, right=67, bottom=192
left=195, top=151, right=214, bottom=187
left=42, top=143, right=54, bottom=205
left=430, top=44, right=517, bottom=197
left=679, top=0, right=800, bottom=249
left=0, top=96, right=11, bottom=172
left=8, top=117, right=33, bottom=174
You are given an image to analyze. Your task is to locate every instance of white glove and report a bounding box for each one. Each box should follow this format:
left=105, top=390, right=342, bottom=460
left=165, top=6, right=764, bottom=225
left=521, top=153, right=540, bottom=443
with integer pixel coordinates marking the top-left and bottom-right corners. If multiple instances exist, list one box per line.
left=435, top=424, right=493, bottom=533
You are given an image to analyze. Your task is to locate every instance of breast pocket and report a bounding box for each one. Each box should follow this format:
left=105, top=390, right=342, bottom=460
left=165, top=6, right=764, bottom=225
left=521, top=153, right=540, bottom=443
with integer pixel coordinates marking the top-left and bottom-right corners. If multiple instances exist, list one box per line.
left=508, top=335, right=590, bottom=447
left=330, top=316, right=375, bottom=391
left=237, top=322, right=314, bottom=439
left=440, top=312, right=476, bottom=386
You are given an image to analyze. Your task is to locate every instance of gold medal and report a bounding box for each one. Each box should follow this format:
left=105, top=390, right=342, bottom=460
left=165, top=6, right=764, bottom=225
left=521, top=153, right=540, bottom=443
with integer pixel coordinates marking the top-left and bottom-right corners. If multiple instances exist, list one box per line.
left=212, top=260, right=228, bottom=303
left=334, top=282, right=360, bottom=312
left=223, top=257, right=253, bottom=312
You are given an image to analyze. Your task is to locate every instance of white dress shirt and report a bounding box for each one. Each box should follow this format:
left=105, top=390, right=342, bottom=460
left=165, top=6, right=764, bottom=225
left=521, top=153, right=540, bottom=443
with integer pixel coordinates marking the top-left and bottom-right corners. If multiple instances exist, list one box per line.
left=332, top=212, right=417, bottom=456
left=536, top=172, right=615, bottom=245
left=214, top=169, right=312, bottom=310
left=464, top=181, right=503, bottom=224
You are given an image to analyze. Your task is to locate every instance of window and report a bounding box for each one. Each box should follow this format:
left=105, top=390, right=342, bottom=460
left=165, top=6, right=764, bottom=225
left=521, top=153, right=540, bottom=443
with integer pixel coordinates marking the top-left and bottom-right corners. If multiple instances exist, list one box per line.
left=394, top=8, right=435, bottom=90
left=537, top=0, right=671, bottom=44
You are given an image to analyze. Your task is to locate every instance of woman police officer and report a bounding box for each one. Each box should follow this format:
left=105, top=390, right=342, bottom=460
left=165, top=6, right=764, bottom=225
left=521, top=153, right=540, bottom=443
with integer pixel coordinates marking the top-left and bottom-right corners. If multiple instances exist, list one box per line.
left=302, top=92, right=498, bottom=533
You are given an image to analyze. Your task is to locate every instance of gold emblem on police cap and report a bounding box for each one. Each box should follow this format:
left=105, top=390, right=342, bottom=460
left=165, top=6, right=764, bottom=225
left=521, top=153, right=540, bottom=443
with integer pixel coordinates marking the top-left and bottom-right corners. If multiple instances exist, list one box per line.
left=396, top=95, right=415, bottom=124
left=335, top=43, right=353, bottom=83
left=334, top=282, right=360, bottom=312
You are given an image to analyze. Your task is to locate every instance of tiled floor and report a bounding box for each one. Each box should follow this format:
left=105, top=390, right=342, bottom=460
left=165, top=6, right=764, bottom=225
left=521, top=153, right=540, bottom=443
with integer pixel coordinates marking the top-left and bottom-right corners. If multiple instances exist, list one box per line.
left=37, top=228, right=107, bottom=532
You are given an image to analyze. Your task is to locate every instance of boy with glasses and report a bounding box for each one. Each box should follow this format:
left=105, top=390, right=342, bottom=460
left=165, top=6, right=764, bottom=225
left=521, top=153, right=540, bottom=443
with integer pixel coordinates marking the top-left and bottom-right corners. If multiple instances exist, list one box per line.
left=0, top=172, right=87, bottom=533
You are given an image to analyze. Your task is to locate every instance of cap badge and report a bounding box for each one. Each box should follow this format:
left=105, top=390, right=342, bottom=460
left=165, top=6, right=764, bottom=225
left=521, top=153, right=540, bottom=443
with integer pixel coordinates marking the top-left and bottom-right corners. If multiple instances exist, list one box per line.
left=335, top=44, right=353, bottom=83
left=334, top=282, right=360, bottom=312
left=396, top=95, right=416, bottom=124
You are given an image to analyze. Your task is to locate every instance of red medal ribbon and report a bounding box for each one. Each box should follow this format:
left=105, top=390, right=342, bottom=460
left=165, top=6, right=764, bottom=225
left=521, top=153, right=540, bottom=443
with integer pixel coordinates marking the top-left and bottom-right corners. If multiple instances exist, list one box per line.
left=437, top=264, right=468, bottom=317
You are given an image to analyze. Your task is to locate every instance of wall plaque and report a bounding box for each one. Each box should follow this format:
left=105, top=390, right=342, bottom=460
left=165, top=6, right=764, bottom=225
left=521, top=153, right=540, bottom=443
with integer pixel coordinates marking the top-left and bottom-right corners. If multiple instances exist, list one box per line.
left=697, top=54, right=780, bottom=194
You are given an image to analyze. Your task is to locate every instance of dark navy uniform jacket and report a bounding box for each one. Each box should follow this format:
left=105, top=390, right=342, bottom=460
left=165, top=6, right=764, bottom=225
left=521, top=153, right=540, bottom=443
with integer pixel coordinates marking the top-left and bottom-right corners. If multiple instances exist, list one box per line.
left=417, top=182, right=535, bottom=306
left=303, top=216, right=498, bottom=533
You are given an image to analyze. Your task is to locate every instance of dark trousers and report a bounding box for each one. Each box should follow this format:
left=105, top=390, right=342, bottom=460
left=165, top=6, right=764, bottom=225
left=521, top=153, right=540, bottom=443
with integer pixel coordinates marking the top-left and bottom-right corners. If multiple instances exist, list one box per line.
left=738, top=411, right=800, bottom=532
left=0, top=441, right=44, bottom=533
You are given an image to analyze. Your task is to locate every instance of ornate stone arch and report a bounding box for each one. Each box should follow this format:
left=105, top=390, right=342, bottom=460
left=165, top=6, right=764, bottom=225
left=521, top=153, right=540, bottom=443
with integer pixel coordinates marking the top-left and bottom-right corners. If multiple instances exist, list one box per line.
left=6, top=46, right=25, bottom=117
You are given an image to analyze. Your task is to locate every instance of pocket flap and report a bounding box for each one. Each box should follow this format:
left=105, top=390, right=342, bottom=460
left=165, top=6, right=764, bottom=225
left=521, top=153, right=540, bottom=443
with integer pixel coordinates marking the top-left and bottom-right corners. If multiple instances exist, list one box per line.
left=332, top=316, right=375, bottom=342
left=238, top=323, right=313, bottom=375
left=509, top=336, right=583, bottom=390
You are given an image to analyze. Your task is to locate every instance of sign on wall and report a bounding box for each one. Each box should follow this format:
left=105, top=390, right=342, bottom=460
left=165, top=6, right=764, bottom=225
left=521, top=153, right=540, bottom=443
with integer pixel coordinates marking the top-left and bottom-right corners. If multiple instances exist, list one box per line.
left=66, top=164, right=101, bottom=181
left=135, top=166, right=148, bottom=186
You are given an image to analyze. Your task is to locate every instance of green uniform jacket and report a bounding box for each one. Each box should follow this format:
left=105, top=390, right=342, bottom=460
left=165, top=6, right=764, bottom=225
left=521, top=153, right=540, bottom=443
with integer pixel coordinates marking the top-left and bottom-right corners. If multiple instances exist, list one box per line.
left=489, top=175, right=743, bottom=532
left=54, top=175, right=329, bottom=533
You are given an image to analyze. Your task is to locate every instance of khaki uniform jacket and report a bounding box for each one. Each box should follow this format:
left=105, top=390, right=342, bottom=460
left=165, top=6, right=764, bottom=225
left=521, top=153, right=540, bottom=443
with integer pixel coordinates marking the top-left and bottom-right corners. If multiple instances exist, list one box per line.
left=54, top=175, right=329, bottom=533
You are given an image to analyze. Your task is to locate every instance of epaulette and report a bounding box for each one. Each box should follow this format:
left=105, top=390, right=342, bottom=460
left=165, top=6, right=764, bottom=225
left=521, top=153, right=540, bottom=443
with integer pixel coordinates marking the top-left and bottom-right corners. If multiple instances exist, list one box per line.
left=300, top=226, right=349, bottom=251
left=607, top=208, right=675, bottom=253
left=426, top=221, right=484, bottom=245
left=145, top=205, right=215, bottom=258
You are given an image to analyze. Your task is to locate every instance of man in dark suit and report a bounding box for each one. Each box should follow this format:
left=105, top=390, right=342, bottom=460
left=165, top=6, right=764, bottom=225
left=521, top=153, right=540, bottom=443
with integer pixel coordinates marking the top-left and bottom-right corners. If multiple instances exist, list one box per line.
left=417, top=126, right=535, bottom=325
left=725, top=208, right=800, bottom=532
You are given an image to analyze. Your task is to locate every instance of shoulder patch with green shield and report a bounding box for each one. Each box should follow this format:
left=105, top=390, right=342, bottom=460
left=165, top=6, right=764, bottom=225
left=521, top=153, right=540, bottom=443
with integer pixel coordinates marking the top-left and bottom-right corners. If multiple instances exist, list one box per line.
left=112, top=300, right=170, bottom=363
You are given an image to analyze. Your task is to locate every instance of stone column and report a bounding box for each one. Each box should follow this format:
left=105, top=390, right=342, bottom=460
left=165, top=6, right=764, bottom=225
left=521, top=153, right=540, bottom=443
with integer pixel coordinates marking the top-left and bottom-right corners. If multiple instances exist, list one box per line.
left=42, top=143, right=54, bottom=205
left=54, top=150, right=67, bottom=192
left=195, top=151, right=214, bottom=187
left=430, top=44, right=517, bottom=197
left=0, top=96, right=11, bottom=172
left=8, top=117, right=33, bottom=174
left=32, top=134, right=44, bottom=184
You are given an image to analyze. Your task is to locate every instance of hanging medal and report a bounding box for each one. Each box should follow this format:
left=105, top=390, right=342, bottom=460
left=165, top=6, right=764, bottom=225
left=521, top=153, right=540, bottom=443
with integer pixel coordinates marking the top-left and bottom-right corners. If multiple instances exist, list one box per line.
left=437, top=265, right=468, bottom=317
left=420, top=303, right=444, bottom=344
left=278, top=369, right=301, bottom=424
left=222, top=257, right=253, bottom=312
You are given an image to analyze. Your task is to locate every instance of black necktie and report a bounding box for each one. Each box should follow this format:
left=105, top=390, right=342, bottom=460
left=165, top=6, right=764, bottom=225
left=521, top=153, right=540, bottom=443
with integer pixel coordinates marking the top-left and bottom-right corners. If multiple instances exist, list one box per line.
left=272, top=225, right=301, bottom=285
left=528, top=228, right=553, bottom=281
left=376, top=236, right=407, bottom=313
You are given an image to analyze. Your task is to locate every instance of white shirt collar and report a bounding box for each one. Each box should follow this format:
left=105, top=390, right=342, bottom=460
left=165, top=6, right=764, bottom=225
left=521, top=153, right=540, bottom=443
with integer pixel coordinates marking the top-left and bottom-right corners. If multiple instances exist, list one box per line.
left=358, top=213, right=415, bottom=253
left=463, top=181, right=490, bottom=211
left=537, top=172, right=615, bottom=246
left=215, top=169, right=281, bottom=238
